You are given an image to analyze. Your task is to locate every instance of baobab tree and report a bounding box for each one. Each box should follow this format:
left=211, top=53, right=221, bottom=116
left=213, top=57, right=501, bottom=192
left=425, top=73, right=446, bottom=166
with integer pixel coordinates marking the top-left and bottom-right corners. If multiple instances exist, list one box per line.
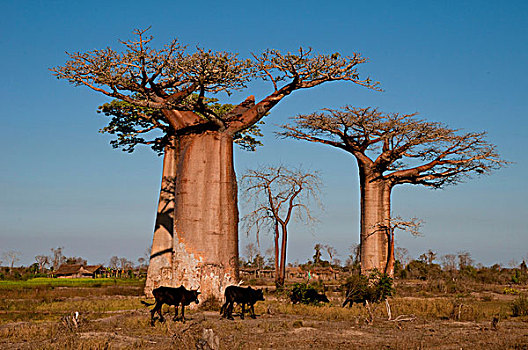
left=241, top=166, right=322, bottom=286
left=280, top=106, right=507, bottom=276
left=2, top=251, right=21, bottom=274
left=35, top=255, right=50, bottom=273
left=51, top=29, right=379, bottom=299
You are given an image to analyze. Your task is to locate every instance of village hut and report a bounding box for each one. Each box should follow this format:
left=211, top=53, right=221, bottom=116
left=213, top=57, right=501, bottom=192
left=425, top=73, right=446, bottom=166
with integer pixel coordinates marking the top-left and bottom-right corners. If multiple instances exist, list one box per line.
left=54, top=264, right=104, bottom=278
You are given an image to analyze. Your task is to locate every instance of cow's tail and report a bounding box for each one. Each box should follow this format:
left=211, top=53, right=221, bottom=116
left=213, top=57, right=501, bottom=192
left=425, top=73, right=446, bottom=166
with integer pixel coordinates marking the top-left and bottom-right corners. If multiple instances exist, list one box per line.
left=141, top=300, right=155, bottom=307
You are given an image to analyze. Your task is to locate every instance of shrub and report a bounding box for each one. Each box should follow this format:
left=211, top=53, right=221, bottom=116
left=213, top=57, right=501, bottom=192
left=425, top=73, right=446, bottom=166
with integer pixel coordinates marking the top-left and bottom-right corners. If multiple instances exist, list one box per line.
left=342, top=271, right=394, bottom=306
left=289, top=283, right=328, bottom=305
left=511, top=295, right=528, bottom=317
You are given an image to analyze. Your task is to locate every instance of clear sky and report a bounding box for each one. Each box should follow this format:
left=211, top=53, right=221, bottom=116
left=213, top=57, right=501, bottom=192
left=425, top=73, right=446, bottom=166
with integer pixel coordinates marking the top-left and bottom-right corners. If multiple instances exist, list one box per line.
left=1, top=0, right=527, bottom=267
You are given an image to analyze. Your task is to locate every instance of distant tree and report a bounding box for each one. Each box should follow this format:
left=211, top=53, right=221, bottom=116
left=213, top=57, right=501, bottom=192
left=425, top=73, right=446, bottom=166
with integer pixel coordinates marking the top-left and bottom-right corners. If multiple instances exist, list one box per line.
left=376, top=217, right=422, bottom=276
left=52, top=28, right=379, bottom=299
left=395, top=247, right=409, bottom=267
left=35, top=255, right=50, bottom=273
left=50, top=247, right=65, bottom=271
left=346, top=244, right=361, bottom=269
left=64, top=256, right=87, bottom=265
left=442, top=254, right=457, bottom=271
left=109, top=256, right=120, bottom=270
left=119, top=257, right=133, bottom=270
left=244, top=243, right=259, bottom=265
left=2, top=251, right=21, bottom=273
left=137, top=257, right=146, bottom=268
left=426, top=250, right=437, bottom=265
left=457, top=251, right=473, bottom=270
left=241, top=166, right=322, bottom=286
left=313, top=244, right=324, bottom=266
left=323, top=244, right=338, bottom=264
left=280, top=106, right=507, bottom=276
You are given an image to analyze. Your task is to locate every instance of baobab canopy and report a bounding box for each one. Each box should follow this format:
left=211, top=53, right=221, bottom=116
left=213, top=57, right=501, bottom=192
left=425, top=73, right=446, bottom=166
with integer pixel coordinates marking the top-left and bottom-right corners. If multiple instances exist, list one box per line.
left=280, top=106, right=508, bottom=275
left=51, top=28, right=380, bottom=300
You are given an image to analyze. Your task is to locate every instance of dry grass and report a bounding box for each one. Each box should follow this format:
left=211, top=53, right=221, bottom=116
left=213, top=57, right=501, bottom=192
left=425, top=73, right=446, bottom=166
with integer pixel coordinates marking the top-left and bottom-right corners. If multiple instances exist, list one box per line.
left=1, top=280, right=528, bottom=349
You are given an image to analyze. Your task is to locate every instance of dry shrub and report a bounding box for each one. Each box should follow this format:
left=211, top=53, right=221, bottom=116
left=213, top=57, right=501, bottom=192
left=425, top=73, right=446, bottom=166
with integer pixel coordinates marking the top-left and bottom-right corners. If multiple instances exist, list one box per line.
left=511, top=294, right=528, bottom=317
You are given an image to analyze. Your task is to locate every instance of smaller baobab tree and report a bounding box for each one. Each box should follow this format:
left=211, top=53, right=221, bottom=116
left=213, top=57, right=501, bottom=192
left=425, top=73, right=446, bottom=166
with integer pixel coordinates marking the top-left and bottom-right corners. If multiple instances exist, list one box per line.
left=280, top=106, right=508, bottom=276
left=2, top=251, right=21, bottom=274
left=35, top=255, right=50, bottom=273
left=241, top=166, right=322, bottom=287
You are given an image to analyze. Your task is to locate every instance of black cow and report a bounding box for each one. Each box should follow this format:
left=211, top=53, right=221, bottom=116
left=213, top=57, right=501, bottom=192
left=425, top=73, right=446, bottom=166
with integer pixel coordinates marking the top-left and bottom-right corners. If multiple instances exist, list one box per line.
left=220, top=285, right=264, bottom=320
left=141, top=285, right=200, bottom=325
left=290, top=288, right=329, bottom=305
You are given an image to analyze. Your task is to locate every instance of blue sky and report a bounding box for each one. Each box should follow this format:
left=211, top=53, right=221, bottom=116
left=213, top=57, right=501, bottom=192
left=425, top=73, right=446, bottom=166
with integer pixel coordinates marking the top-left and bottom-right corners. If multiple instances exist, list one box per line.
left=1, top=0, right=527, bottom=267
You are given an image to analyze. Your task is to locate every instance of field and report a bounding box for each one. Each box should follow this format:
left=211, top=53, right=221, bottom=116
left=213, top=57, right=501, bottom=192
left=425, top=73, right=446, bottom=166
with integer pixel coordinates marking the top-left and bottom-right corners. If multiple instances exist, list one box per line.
left=1, top=278, right=528, bottom=349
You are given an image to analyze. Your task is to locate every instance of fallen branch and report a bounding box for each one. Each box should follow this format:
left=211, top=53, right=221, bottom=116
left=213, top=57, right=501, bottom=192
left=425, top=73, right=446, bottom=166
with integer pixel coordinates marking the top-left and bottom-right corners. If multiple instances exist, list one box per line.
left=390, top=314, right=416, bottom=322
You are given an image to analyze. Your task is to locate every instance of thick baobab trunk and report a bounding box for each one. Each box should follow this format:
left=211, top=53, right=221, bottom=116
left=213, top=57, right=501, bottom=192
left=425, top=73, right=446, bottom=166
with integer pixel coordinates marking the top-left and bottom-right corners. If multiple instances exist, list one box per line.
left=145, top=131, right=240, bottom=300
left=359, top=169, right=392, bottom=275
left=175, top=131, right=240, bottom=301
left=145, top=142, right=176, bottom=295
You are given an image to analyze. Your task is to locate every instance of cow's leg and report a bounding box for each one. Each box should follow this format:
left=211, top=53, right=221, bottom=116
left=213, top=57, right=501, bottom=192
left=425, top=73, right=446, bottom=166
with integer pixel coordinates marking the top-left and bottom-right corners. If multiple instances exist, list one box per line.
left=220, top=301, right=228, bottom=317
left=250, top=303, right=256, bottom=319
left=180, top=305, right=186, bottom=323
left=227, top=302, right=234, bottom=320
left=173, top=305, right=179, bottom=321
left=151, top=302, right=163, bottom=326
left=150, top=307, right=157, bottom=326
left=240, top=303, right=246, bottom=319
left=157, top=303, right=165, bottom=323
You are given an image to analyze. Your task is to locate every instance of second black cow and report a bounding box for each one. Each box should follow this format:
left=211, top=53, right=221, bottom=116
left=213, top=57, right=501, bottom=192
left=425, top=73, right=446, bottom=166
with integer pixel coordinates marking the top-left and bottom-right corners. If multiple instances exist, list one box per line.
left=141, top=285, right=200, bottom=325
left=220, top=285, right=265, bottom=320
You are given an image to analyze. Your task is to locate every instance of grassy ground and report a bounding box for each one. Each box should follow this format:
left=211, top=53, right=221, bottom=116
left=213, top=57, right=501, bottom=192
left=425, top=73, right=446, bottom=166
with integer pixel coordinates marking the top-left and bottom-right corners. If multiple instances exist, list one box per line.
left=1, top=279, right=527, bottom=349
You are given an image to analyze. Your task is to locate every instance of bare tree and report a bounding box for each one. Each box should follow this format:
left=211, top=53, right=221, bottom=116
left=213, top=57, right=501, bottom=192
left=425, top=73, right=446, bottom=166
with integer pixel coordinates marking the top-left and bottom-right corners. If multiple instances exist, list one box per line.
left=376, top=217, right=423, bottom=275
left=108, top=256, right=120, bottom=270
left=442, top=254, right=457, bottom=271
left=241, top=166, right=322, bottom=286
left=324, top=244, right=338, bottom=264
left=280, top=106, right=507, bottom=276
left=244, top=243, right=259, bottom=265
left=457, top=251, right=473, bottom=269
left=51, top=29, right=379, bottom=299
left=50, top=247, right=65, bottom=271
left=395, top=247, right=409, bottom=267
left=2, top=251, right=21, bottom=273
left=35, top=255, right=50, bottom=273
left=119, top=257, right=133, bottom=270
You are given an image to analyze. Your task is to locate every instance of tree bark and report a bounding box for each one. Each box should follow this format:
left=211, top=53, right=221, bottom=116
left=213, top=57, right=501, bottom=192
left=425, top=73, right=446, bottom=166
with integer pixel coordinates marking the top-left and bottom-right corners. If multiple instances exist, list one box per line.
left=359, top=167, right=392, bottom=275
left=144, top=131, right=239, bottom=300
left=274, top=221, right=280, bottom=286
left=277, top=223, right=288, bottom=287
left=385, top=229, right=395, bottom=277
left=145, top=141, right=176, bottom=294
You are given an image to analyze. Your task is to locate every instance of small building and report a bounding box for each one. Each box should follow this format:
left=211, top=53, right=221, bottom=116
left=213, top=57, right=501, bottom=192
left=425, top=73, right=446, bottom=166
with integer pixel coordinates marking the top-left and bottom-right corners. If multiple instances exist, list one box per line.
left=309, top=266, right=340, bottom=280
left=54, top=264, right=104, bottom=278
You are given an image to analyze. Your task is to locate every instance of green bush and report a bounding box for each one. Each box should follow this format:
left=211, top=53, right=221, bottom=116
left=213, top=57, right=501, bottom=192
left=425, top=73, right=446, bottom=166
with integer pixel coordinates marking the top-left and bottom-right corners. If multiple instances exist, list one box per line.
left=289, top=283, right=328, bottom=305
left=342, top=271, right=394, bottom=306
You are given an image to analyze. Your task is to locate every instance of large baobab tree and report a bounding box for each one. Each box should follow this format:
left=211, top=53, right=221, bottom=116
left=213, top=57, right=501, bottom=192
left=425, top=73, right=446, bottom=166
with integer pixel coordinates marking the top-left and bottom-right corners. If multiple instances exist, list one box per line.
left=241, top=166, right=322, bottom=287
left=280, top=106, right=507, bottom=276
left=51, top=29, right=379, bottom=299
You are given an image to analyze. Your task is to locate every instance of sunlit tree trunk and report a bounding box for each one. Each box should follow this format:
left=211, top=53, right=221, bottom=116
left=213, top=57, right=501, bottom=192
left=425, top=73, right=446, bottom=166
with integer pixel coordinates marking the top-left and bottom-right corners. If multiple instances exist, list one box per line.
left=359, top=167, right=392, bottom=275
left=277, top=223, right=288, bottom=286
left=145, top=141, right=176, bottom=295
left=164, top=131, right=239, bottom=301
left=274, top=221, right=280, bottom=286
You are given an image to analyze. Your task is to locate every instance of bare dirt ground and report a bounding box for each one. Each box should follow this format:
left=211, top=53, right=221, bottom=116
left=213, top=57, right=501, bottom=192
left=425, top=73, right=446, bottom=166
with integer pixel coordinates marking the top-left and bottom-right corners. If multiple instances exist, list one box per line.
left=1, top=284, right=528, bottom=349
